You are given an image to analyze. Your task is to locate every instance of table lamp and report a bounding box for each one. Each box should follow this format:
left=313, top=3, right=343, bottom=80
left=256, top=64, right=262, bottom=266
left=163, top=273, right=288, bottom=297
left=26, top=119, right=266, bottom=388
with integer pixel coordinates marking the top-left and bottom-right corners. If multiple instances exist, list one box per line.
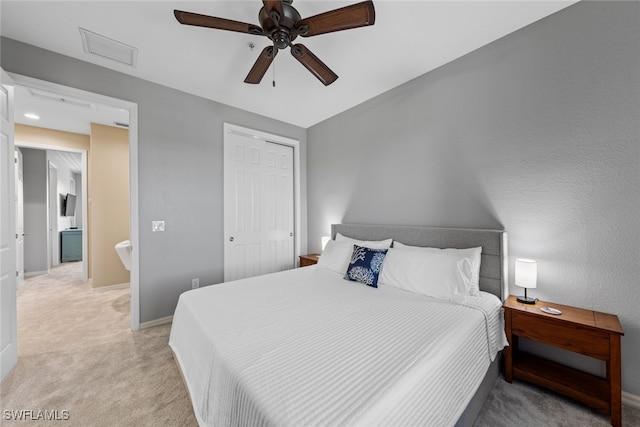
left=515, top=258, right=537, bottom=304
left=321, top=236, right=330, bottom=251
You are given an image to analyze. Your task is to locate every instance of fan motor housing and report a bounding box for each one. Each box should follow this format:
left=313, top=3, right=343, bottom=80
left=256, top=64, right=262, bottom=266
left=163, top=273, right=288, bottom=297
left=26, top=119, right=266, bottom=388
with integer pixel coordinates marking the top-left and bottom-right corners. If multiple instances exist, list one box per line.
left=259, top=2, right=301, bottom=48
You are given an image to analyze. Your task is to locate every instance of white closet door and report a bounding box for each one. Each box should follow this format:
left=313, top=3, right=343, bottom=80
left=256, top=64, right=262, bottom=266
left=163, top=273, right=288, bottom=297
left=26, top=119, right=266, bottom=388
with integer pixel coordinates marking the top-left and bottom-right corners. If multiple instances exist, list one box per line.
left=224, top=127, right=295, bottom=282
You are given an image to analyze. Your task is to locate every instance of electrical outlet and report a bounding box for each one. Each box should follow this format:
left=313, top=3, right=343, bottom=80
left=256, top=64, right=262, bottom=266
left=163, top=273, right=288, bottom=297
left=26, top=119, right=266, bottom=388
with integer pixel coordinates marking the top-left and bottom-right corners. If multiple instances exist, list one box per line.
left=152, top=221, right=165, bottom=232
left=192, top=278, right=199, bottom=289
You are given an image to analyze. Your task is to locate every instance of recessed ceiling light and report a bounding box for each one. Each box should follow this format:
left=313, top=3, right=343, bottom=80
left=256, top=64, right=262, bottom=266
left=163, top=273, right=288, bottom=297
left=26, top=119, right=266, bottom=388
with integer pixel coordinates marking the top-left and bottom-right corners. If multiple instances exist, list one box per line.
left=24, top=113, right=40, bottom=120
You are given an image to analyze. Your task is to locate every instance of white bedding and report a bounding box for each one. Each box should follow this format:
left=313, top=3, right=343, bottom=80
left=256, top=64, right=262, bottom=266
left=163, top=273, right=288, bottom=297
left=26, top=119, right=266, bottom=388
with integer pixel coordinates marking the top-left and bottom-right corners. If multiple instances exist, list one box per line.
left=169, top=266, right=507, bottom=427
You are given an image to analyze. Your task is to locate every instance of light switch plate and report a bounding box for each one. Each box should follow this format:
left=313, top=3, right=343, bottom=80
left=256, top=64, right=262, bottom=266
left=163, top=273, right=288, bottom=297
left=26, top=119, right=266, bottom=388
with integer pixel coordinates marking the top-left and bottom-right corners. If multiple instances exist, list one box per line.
left=152, top=220, right=165, bottom=232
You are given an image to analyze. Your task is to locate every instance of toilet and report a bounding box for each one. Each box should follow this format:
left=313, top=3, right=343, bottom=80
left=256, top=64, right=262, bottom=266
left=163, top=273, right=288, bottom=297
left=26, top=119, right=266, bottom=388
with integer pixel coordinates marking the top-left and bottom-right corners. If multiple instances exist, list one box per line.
left=114, top=240, right=132, bottom=271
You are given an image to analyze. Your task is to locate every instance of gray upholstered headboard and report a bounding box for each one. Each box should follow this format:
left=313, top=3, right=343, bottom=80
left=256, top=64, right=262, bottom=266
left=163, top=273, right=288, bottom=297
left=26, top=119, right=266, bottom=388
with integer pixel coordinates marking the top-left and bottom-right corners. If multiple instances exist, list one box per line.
left=331, top=224, right=508, bottom=301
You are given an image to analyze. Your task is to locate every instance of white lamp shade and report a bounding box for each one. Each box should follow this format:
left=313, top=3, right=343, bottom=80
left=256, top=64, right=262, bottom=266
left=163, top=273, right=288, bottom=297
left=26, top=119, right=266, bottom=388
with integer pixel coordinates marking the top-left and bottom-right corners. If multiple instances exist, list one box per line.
left=321, top=236, right=331, bottom=251
left=515, top=259, right=537, bottom=289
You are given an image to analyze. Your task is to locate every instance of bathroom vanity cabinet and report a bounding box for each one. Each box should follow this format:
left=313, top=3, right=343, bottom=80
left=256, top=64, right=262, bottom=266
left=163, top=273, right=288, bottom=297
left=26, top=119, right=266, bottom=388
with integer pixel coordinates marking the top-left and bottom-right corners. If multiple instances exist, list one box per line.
left=61, top=229, right=82, bottom=262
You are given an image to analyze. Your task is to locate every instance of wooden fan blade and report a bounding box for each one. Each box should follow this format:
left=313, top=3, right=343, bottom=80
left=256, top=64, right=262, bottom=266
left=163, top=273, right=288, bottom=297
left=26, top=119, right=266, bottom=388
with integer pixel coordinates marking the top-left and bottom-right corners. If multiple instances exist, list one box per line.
left=294, top=0, right=375, bottom=37
left=262, top=1, right=284, bottom=24
left=290, top=44, right=338, bottom=86
left=174, top=10, right=263, bottom=35
left=244, top=46, right=278, bottom=84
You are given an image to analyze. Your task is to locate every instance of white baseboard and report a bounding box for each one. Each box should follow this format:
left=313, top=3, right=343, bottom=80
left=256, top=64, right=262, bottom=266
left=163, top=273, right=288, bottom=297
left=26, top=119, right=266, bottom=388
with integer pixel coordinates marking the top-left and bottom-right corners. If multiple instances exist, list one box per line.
left=140, top=315, right=173, bottom=329
left=623, top=391, right=640, bottom=410
left=25, top=270, right=48, bottom=277
left=92, top=282, right=130, bottom=292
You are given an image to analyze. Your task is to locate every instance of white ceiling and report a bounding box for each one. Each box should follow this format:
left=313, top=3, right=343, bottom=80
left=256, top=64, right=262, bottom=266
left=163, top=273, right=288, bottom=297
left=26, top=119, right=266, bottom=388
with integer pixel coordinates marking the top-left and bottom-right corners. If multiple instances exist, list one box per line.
left=2, top=1, right=577, bottom=130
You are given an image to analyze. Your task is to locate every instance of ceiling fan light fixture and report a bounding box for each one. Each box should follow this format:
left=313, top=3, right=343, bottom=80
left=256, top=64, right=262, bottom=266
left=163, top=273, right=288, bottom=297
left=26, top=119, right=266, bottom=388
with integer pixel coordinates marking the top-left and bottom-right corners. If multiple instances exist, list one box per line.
left=272, top=29, right=291, bottom=49
left=79, top=27, right=138, bottom=68
left=174, top=0, right=375, bottom=85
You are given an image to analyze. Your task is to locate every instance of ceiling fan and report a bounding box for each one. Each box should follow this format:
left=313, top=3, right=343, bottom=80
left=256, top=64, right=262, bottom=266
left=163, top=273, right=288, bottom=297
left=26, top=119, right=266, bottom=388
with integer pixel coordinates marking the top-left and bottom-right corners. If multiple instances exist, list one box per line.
left=174, top=0, right=375, bottom=86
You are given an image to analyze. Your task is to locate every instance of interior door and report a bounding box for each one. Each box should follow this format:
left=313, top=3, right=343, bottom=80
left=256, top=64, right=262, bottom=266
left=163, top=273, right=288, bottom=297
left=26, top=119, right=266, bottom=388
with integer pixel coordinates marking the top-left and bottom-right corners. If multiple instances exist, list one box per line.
left=1, top=68, right=18, bottom=380
left=15, top=148, right=24, bottom=287
left=224, top=127, right=295, bottom=282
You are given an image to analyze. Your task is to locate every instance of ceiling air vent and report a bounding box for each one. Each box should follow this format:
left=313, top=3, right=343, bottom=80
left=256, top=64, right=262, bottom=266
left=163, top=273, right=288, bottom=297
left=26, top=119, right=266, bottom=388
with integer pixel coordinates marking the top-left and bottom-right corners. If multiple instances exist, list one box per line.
left=79, top=28, right=138, bottom=68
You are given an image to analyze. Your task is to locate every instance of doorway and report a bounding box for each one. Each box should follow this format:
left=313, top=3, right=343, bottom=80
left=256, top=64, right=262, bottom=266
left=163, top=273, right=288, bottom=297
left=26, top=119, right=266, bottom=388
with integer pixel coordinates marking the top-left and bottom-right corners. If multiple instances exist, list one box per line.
left=16, top=146, right=85, bottom=281
left=10, top=73, right=140, bottom=330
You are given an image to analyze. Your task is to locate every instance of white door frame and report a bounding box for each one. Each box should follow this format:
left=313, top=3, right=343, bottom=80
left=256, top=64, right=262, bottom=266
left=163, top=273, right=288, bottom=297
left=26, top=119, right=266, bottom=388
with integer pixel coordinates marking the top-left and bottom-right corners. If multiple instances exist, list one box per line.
left=10, top=74, right=141, bottom=331
left=1, top=68, right=17, bottom=380
left=14, top=148, right=24, bottom=288
left=223, top=122, right=301, bottom=281
left=48, top=161, right=59, bottom=269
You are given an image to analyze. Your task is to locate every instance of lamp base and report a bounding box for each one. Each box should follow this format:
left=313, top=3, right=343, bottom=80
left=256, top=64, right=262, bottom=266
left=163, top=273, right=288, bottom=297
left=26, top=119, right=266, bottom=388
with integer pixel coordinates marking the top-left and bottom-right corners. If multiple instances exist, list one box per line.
left=517, top=295, right=536, bottom=304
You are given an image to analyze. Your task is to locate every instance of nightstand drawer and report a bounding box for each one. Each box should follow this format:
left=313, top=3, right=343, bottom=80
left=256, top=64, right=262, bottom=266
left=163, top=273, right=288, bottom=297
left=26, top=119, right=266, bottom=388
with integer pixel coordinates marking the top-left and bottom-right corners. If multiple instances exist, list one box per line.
left=511, top=311, right=610, bottom=360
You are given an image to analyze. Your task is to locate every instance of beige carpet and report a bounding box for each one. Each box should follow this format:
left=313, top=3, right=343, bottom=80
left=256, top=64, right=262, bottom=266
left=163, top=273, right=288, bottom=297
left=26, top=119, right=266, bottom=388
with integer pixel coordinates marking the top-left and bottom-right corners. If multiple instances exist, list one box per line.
left=2, top=262, right=639, bottom=427
left=0, top=262, right=196, bottom=426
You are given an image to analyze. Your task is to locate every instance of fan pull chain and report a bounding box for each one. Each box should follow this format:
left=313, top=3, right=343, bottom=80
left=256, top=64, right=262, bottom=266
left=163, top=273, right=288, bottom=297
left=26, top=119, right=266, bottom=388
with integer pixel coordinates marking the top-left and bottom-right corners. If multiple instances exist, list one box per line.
left=272, top=56, right=276, bottom=87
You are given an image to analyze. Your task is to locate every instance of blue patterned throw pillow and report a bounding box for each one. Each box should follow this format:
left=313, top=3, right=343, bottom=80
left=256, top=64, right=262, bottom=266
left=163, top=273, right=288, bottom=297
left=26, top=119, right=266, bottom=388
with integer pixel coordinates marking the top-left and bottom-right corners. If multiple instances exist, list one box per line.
left=344, top=245, right=388, bottom=288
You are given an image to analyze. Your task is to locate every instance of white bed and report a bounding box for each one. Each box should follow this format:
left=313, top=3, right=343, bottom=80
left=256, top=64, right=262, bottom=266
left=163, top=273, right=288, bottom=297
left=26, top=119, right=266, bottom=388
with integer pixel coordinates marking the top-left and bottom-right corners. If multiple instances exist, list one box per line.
left=169, top=224, right=508, bottom=426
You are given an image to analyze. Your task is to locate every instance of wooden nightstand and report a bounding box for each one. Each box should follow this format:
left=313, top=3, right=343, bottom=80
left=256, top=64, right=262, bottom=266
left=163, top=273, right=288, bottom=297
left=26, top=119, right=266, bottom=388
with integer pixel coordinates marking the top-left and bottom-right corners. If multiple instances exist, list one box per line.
left=299, top=254, right=320, bottom=267
left=503, top=295, right=624, bottom=427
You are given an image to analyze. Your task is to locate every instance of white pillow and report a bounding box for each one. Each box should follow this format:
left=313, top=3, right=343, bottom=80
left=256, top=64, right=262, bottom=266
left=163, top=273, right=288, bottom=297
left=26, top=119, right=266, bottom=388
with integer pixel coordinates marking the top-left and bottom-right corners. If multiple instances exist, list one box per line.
left=378, top=249, right=454, bottom=299
left=316, top=240, right=355, bottom=274
left=392, top=243, right=481, bottom=294
left=335, top=233, right=392, bottom=249
left=380, top=245, right=482, bottom=297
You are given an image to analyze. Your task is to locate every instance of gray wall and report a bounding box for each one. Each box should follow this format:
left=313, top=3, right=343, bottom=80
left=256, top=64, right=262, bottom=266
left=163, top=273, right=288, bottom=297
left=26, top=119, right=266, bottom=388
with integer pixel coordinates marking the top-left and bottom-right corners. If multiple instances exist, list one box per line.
left=1, top=37, right=307, bottom=323
left=307, top=2, right=640, bottom=395
left=21, top=148, right=48, bottom=274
